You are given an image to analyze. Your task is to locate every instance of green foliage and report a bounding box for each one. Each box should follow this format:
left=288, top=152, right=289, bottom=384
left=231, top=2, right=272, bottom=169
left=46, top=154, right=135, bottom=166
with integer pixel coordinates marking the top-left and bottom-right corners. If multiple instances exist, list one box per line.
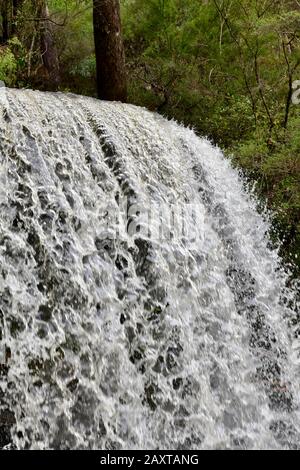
left=0, top=0, right=95, bottom=92
left=230, top=115, right=300, bottom=270
left=0, top=46, right=17, bottom=85
left=0, top=36, right=26, bottom=86
left=48, top=0, right=95, bottom=94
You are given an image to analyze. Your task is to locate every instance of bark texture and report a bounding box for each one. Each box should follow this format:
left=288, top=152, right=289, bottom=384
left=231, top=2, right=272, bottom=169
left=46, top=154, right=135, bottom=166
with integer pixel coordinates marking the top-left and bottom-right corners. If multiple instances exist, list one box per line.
left=0, top=0, right=9, bottom=43
left=93, top=0, right=127, bottom=102
left=39, top=2, right=60, bottom=90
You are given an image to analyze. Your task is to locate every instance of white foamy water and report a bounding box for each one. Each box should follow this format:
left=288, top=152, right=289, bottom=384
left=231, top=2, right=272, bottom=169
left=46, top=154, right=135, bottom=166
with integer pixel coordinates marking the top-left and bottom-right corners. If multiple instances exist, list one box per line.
left=0, top=88, right=299, bottom=449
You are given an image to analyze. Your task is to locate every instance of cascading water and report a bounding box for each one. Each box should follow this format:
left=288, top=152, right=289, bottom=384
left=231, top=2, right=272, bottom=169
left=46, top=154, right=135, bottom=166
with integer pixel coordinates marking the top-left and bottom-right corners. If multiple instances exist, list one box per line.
left=0, top=88, right=299, bottom=450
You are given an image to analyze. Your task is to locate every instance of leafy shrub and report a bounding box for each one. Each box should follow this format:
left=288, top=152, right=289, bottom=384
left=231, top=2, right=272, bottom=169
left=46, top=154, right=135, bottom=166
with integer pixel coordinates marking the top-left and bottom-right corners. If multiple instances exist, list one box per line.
left=0, top=46, right=17, bottom=86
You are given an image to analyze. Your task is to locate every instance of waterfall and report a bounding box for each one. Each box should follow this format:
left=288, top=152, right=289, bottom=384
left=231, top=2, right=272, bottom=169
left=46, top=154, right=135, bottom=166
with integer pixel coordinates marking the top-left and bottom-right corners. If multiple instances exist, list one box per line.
left=0, top=88, right=299, bottom=450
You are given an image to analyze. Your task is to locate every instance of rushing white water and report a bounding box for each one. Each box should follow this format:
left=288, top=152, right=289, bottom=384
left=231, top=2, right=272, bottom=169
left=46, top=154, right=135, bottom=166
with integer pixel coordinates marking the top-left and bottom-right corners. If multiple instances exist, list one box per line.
left=0, top=88, right=299, bottom=450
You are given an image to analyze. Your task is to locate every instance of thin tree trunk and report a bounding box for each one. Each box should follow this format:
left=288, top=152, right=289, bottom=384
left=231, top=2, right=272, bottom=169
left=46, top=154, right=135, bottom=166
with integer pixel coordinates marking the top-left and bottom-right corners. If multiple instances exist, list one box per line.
left=93, top=0, right=127, bottom=102
left=39, top=1, right=60, bottom=90
left=1, top=0, right=9, bottom=43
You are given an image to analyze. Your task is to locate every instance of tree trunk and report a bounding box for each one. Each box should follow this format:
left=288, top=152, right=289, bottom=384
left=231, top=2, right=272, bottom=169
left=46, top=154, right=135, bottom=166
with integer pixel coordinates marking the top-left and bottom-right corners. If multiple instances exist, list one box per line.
left=93, top=0, right=127, bottom=102
left=11, top=0, right=23, bottom=35
left=0, top=0, right=9, bottom=43
left=39, top=2, right=60, bottom=90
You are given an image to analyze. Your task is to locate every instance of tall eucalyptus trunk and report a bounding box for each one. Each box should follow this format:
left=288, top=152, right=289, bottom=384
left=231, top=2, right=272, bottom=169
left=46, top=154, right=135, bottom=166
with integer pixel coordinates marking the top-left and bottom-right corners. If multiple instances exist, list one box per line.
left=93, top=0, right=127, bottom=102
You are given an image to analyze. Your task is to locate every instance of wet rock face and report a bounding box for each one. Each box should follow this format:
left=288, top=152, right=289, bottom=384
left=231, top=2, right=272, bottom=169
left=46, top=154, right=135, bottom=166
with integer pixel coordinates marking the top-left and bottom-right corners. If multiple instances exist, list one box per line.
left=0, top=88, right=299, bottom=449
